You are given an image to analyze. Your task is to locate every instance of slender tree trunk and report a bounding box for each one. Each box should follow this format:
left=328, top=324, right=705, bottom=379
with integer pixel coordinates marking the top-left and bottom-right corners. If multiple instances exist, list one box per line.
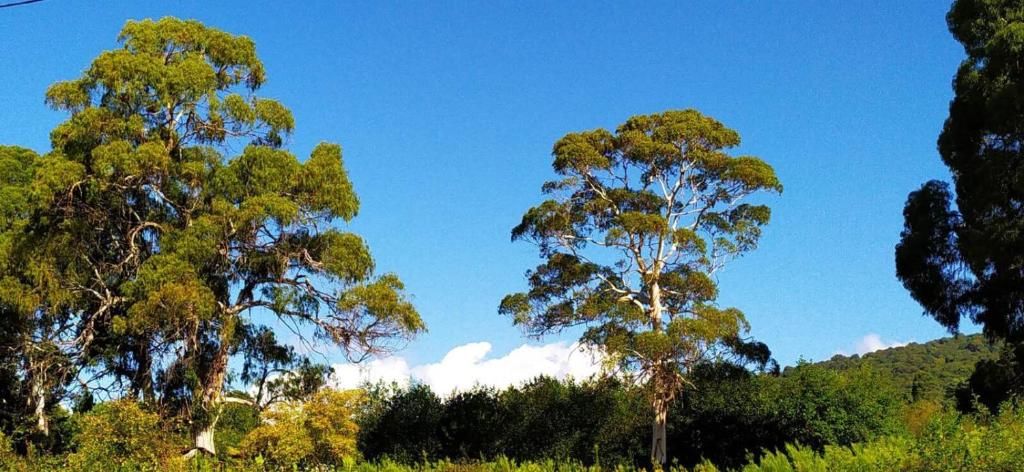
left=648, top=279, right=667, bottom=466
left=651, top=394, right=668, bottom=467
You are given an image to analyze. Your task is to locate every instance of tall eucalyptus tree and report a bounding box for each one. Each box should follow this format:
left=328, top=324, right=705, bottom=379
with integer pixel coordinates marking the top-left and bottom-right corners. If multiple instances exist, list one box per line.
left=502, top=110, right=781, bottom=464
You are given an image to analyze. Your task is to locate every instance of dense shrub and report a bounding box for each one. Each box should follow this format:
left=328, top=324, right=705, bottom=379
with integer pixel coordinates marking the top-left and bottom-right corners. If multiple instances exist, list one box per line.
left=0, top=431, right=29, bottom=471
left=669, top=362, right=905, bottom=469
left=439, top=388, right=506, bottom=460
left=66, top=400, right=185, bottom=471
left=358, top=377, right=649, bottom=466
left=239, top=389, right=362, bottom=467
left=768, top=363, right=905, bottom=447
left=499, top=377, right=648, bottom=464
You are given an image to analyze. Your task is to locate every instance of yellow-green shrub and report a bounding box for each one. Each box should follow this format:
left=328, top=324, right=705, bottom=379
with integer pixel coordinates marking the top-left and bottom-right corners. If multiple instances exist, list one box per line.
left=67, top=400, right=185, bottom=471
left=240, top=388, right=362, bottom=467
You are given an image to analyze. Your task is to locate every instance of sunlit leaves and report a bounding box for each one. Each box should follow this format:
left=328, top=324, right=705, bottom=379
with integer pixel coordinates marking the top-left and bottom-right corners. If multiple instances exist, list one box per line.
left=298, top=143, right=359, bottom=220
left=0, top=147, right=37, bottom=229
left=123, top=254, right=217, bottom=334
left=29, top=154, right=85, bottom=205
left=725, top=156, right=783, bottom=193
left=316, top=230, right=374, bottom=283
left=337, top=274, right=424, bottom=338
left=90, top=140, right=170, bottom=180
left=552, top=129, right=615, bottom=174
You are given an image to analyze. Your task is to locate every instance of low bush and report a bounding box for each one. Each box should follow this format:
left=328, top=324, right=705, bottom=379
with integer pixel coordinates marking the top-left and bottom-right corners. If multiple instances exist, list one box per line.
left=66, top=400, right=186, bottom=471
left=239, top=388, right=362, bottom=468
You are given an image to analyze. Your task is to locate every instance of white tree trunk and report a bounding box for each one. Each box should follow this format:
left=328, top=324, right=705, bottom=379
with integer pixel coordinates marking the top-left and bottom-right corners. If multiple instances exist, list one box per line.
left=34, top=387, right=48, bottom=436
left=194, top=425, right=216, bottom=455
left=651, top=397, right=668, bottom=466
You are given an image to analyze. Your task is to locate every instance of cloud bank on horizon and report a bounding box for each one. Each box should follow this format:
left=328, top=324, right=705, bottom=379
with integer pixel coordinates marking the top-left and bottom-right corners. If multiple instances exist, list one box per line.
left=329, top=333, right=912, bottom=394
left=330, top=341, right=603, bottom=395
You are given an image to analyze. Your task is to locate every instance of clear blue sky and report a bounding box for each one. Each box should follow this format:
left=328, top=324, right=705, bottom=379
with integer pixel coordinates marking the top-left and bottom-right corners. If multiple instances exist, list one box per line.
left=0, top=1, right=969, bottom=367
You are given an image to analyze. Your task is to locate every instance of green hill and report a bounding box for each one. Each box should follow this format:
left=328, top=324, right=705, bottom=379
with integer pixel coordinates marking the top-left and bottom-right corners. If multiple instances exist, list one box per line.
left=812, top=334, right=1000, bottom=403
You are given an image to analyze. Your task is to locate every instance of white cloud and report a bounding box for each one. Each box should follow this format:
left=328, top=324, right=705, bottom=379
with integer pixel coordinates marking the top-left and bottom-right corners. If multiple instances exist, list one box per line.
left=836, top=333, right=909, bottom=356
left=330, top=356, right=412, bottom=390
left=329, top=341, right=603, bottom=395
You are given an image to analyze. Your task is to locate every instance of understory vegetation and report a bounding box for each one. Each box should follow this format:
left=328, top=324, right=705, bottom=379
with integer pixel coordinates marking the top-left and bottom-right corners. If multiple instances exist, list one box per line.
left=0, top=355, right=1017, bottom=471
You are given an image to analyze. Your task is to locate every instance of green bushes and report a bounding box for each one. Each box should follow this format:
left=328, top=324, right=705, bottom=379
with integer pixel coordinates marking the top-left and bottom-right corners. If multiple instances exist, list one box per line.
left=738, top=406, right=1024, bottom=472
left=239, top=389, right=363, bottom=468
left=669, top=362, right=905, bottom=469
left=66, top=400, right=186, bottom=471
left=355, top=364, right=904, bottom=469
left=358, top=377, right=649, bottom=466
left=0, top=431, right=29, bottom=471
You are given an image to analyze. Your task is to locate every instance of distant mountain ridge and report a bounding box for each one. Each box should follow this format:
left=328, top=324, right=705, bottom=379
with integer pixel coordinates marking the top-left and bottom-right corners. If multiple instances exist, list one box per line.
left=811, top=334, right=1000, bottom=402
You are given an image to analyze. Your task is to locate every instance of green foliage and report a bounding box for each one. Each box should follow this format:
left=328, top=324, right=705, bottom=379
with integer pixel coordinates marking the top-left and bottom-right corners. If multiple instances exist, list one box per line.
left=668, top=362, right=905, bottom=470
left=359, top=384, right=444, bottom=462
left=738, top=406, right=1024, bottom=472
left=896, top=0, right=1024, bottom=414
left=0, top=431, right=30, bottom=472
left=214, top=402, right=260, bottom=459
left=770, top=364, right=906, bottom=448
left=504, top=109, right=782, bottom=464
left=355, top=366, right=903, bottom=469
left=357, top=378, right=650, bottom=465
left=239, top=389, right=363, bottom=468
left=67, top=400, right=186, bottom=471
left=0, top=16, right=423, bottom=454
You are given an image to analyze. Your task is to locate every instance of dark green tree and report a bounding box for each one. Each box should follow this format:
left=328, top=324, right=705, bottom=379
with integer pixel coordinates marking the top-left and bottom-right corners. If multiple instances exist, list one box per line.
left=896, top=0, right=1024, bottom=407
left=358, top=384, right=443, bottom=462
left=0, top=18, right=423, bottom=455
left=500, top=110, right=781, bottom=465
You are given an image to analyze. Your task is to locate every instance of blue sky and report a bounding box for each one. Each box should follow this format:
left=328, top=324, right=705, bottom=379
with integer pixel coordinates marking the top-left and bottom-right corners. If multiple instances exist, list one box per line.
left=0, top=1, right=969, bottom=372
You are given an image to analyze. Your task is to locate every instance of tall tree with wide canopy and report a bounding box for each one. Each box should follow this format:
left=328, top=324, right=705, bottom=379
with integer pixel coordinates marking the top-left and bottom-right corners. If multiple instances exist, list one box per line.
left=0, top=18, right=423, bottom=454
left=896, top=0, right=1024, bottom=406
left=501, top=110, right=781, bottom=465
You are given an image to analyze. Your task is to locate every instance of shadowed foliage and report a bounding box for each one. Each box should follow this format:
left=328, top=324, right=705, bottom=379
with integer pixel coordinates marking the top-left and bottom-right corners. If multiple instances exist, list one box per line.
left=896, top=0, right=1024, bottom=410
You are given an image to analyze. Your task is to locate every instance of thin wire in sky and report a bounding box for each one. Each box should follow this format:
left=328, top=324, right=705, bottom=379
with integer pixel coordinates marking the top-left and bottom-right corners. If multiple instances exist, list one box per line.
left=0, top=0, right=45, bottom=9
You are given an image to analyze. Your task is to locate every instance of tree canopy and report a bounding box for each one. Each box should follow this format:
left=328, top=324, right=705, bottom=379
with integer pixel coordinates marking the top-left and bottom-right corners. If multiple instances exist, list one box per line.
left=501, top=109, right=781, bottom=464
left=0, top=17, right=423, bottom=454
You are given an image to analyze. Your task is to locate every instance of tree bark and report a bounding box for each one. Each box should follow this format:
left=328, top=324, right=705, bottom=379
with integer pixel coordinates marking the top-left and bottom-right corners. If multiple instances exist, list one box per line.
left=651, top=395, right=668, bottom=467
left=649, top=279, right=668, bottom=466
left=192, top=339, right=231, bottom=455
left=27, top=356, right=49, bottom=436
left=194, top=424, right=216, bottom=456
left=33, top=382, right=49, bottom=436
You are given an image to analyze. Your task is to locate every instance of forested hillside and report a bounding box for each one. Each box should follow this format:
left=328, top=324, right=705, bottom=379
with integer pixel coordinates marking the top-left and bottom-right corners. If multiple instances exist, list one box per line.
left=812, top=335, right=999, bottom=402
